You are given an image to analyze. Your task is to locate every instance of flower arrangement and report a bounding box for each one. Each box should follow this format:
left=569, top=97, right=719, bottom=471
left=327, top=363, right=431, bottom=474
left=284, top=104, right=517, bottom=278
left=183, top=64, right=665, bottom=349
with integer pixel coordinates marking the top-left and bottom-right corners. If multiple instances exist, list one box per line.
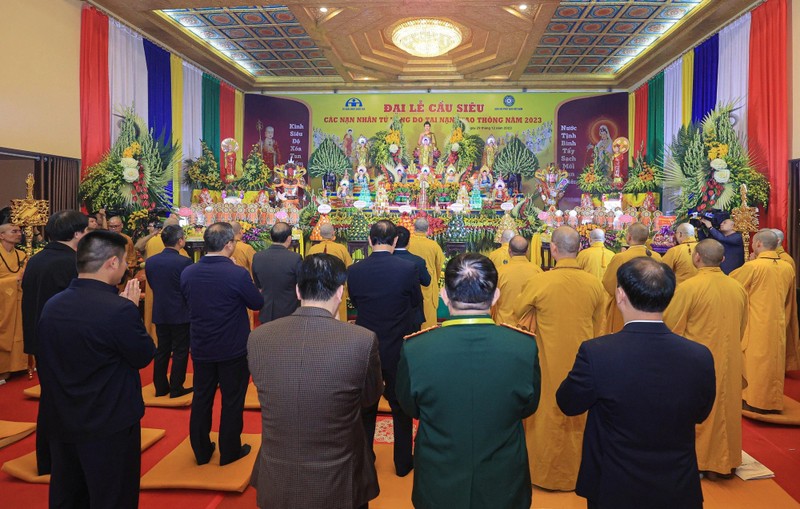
left=622, top=152, right=663, bottom=193
left=370, top=116, right=408, bottom=170
left=494, top=137, right=539, bottom=179
left=184, top=141, right=224, bottom=191
left=237, top=144, right=272, bottom=190
left=309, top=138, right=351, bottom=179
left=578, top=143, right=612, bottom=195
left=79, top=108, right=177, bottom=214
left=443, top=117, right=484, bottom=172
left=665, top=104, right=769, bottom=218
left=126, top=209, right=151, bottom=232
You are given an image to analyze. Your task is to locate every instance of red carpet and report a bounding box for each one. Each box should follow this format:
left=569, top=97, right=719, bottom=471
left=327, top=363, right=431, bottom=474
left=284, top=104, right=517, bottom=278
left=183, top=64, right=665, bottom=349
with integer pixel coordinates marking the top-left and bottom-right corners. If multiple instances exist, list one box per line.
left=1, top=364, right=799, bottom=508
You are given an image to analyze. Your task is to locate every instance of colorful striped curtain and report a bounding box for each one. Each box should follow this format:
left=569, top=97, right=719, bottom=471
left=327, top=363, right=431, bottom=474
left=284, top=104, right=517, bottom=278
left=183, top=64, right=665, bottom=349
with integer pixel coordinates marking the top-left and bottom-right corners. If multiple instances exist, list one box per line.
left=691, top=35, right=719, bottom=124
left=202, top=74, right=221, bottom=163
left=646, top=72, right=665, bottom=166
left=633, top=84, right=649, bottom=159
left=79, top=5, right=109, bottom=177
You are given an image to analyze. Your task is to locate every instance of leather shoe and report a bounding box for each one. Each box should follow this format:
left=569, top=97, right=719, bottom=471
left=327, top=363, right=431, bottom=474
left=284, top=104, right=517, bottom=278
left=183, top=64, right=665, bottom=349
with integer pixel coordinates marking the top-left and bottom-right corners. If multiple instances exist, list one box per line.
left=196, top=442, right=216, bottom=465
left=170, top=387, right=194, bottom=398
left=220, top=444, right=251, bottom=466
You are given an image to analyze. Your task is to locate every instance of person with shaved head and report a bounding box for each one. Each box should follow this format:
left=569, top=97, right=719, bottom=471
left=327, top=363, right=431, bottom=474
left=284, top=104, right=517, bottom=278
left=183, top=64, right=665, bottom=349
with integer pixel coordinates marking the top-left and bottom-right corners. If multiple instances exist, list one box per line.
left=662, top=223, right=699, bottom=284
left=602, top=222, right=661, bottom=333
left=229, top=221, right=257, bottom=277
left=664, top=239, right=747, bottom=478
left=731, top=229, right=795, bottom=413
left=307, top=223, right=353, bottom=321
left=577, top=228, right=615, bottom=280
left=514, top=226, right=605, bottom=490
left=488, top=228, right=517, bottom=269
left=491, top=235, right=542, bottom=325
left=770, top=228, right=800, bottom=373
left=0, top=222, right=27, bottom=382
left=771, top=229, right=795, bottom=272
left=407, top=217, right=444, bottom=329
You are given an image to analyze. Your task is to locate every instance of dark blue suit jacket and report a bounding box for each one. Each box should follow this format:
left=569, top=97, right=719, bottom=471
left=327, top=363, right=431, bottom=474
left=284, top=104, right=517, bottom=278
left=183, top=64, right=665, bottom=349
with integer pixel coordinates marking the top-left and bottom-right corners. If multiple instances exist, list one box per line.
left=393, top=248, right=431, bottom=330
left=703, top=228, right=744, bottom=274
left=557, top=322, right=715, bottom=509
left=145, top=248, right=192, bottom=325
left=37, top=279, right=155, bottom=442
left=252, top=244, right=302, bottom=323
left=347, top=251, right=422, bottom=370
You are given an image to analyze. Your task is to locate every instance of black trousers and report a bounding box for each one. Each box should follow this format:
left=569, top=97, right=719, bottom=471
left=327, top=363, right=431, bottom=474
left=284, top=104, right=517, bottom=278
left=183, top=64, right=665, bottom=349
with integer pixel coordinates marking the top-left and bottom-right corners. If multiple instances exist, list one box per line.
left=153, top=323, right=190, bottom=395
left=49, top=423, right=141, bottom=509
left=362, top=367, right=413, bottom=475
left=190, top=355, right=249, bottom=465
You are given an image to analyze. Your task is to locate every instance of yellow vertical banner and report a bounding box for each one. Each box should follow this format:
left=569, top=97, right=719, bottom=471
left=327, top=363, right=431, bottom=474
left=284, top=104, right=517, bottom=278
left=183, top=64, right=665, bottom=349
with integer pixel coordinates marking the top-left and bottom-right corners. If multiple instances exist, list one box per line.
left=628, top=92, right=636, bottom=165
left=170, top=54, right=184, bottom=207
left=681, top=51, right=694, bottom=126
left=235, top=89, right=244, bottom=176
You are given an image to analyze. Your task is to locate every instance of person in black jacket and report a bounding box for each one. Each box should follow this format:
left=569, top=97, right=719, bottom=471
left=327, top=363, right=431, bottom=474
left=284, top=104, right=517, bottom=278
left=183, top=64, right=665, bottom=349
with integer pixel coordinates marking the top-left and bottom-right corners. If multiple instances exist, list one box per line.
left=348, top=220, right=422, bottom=477
left=37, top=230, right=155, bottom=509
left=144, top=225, right=193, bottom=398
left=557, top=257, right=715, bottom=509
left=393, top=226, right=431, bottom=332
left=251, top=222, right=302, bottom=324
left=20, top=210, right=88, bottom=476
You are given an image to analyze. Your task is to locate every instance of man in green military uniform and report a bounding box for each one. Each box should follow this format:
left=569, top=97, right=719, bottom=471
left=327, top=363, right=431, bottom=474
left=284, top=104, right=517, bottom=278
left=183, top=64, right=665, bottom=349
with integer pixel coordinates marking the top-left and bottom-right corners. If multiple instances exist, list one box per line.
left=397, top=253, right=541, bottom=509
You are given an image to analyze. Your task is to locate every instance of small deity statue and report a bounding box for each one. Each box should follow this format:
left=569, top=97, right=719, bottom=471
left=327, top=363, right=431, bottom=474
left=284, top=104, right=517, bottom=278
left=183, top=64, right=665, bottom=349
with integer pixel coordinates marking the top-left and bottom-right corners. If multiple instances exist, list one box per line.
left=273, top=162, right=307, bottom=209
left=354, top=135, right=369, bottom=171
left=343, top=128, right=354, bottom=161
left=247, top=203, right=259, bottom=223
left=394, top=164, right=407, bottom=184
left=478, top=166, right=494, bottom=192
left=417, top=121, right=438, bottom=149
left=256, top=189, right=270, bottom=207
left=567, top=210, right=579, bottom=228
left=203, top=206, right=215, bottom=226
left=492, top=178, right=508, bottom=203
left=534, top=164, right=570, bottom=209
left=642, top=191, right=657, bottom=212
left=337, top=177, right=352, bottom=204
left=457, top=184, right=470, bottom=209
left=444, top=165, right=459, bottom=184
left=418, top=178, right=430, bottom=210
left=221, top=138, right=239, bottom=183
left=483, top=135, right=497, bottom=170
left=469, top=186, right=483, bottom=210
left=581, top=193, right=593, bottom=209
left=640, top=209, right=652, bottom=227
left=611, top=137, right=630, bottom=191
left=199, top=187, right=213, bottom=206
left=324, top=171, right=338, bottom=192
left=355, top=165, right=370, bottom=189
left=259, top=124, right=281, bottom=169
left=374, top=182, right=389, bottom=213
left=418, top=135, right=435, bottom=168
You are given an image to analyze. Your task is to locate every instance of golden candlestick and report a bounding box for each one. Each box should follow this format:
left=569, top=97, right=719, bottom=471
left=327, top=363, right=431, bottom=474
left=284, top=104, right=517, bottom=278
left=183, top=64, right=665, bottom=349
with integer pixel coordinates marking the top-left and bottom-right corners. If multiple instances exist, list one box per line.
left=9, top=174, right=50, bottom=258
left=731, top=184, right=759, bottom=260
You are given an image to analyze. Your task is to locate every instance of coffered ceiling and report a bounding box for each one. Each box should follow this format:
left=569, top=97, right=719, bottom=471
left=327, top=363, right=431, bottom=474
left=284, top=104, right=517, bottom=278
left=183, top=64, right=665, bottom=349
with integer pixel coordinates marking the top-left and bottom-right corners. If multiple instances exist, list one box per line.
left=89, top=0, right=756, bottom=91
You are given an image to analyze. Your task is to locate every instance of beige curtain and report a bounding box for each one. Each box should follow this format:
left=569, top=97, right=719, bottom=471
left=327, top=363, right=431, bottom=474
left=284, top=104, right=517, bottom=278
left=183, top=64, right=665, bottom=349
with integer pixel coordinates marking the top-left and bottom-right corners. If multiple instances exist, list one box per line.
left=36, top=156, right=80, bottom=212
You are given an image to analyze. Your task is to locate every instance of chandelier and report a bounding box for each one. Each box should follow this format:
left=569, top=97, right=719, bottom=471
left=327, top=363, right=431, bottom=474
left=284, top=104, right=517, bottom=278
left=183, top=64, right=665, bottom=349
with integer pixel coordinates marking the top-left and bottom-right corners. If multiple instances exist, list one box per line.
left=391, top=18, right=463, bottom=58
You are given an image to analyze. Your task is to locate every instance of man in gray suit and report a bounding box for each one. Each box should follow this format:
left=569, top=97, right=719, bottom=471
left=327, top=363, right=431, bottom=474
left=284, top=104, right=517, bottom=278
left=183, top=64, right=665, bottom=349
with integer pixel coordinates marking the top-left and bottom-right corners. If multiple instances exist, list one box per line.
left=248, top=253, right=383, bottom=509
left=251, top=222, right=302, bottom=324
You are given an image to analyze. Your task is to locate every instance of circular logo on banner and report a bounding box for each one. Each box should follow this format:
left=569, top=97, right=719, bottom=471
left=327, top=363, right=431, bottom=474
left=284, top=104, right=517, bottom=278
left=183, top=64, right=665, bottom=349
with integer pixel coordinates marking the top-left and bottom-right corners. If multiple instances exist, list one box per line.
left=503, top=95, right=516, bottom=107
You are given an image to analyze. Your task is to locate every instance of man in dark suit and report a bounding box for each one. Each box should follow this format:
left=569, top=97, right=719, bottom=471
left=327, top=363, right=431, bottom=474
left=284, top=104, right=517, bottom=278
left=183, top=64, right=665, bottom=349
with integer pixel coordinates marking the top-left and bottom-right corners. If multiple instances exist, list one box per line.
left=348, top=220, right=422, bottom=477
left=181, top=223, right=264, bottom=466
left=21, top=209, right=88, bottom=475
left=557, top=257, right=716, bottom=509
left=394, top=226, right=430, bottom=331
left=397, top=253, right=540, bottom=509
left=252, top=221, right=302, bottom=324
left=248, top=254, right=383, bottom=509
left=37, top=231, right=155, bottom=509
left=144, top=224, right=193, bottom=398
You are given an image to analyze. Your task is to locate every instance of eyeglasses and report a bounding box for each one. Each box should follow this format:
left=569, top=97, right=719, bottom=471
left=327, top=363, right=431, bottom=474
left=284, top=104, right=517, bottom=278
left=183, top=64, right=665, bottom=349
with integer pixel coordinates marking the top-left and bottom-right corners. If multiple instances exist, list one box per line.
left=108, top=224, right=122, bottom=230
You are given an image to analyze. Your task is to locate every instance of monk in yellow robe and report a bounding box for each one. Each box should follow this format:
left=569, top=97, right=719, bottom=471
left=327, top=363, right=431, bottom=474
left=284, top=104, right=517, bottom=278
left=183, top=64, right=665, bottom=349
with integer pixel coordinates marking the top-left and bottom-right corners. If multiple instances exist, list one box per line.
left=576, top=228, right=615, bottom=280
left=230, top=221, right=256, bottom=276
left=730, top=229, right=795, bottom=413
left=308, top=223, right=352, bottom=321
left=515, top=226, right=605, bottom=491
left=772, top=229, right=800, bottom=371
left=408, top=218, right=444, bottom=329
left=662, top=222, right=699, bottom=284
left=491, top=236, right=542, bottom=325
left=0, top=223, right=28, bottom=380
left=664, top=239, right=748, bottom=476
left=488, top=229, right=515, bottom=269
left=603, top=223, right=661, bottom=334
left=140, top=217, right=189, bottom=340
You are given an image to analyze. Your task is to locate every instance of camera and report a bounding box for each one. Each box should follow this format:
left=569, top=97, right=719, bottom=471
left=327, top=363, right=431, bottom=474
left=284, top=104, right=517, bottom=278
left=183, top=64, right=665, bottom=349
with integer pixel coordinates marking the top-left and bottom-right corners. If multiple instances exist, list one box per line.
left=688, top=208, right=729, bottom=232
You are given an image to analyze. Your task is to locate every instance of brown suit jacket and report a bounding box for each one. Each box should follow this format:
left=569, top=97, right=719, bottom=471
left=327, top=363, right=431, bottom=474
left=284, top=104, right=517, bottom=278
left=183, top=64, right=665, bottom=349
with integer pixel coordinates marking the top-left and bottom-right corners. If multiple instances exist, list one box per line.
left=247, top=306, right=383, bottom=509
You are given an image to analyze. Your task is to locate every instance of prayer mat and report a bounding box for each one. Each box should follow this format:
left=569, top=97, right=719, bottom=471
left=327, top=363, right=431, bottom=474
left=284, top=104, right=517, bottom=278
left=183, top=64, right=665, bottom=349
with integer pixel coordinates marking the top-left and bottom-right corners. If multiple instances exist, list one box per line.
left=373, top=416, right=418, bottom=445
left=244, top=383, right=259, bottom=410
left=142, top=374, right=194, bottom=408
left=21, top=385, right=40, bottom=399
left=140, top=432, right=260, bottom=492
left=742, top=395, right=800, bottom=425
left=0, top=421, right=36, bottom=449
left=1, top=428, right=166, bottom=484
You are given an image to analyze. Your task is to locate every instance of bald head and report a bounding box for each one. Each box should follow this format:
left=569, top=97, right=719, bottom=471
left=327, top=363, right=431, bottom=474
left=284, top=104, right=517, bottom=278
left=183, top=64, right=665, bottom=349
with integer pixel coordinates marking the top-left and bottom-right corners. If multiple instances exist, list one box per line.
left=676, top=223, right=695, bottom=237
left=508, top=235, right=529, bottom=257
left=589, top=228, right=605, bottom=243
left=753, top=229, right=779, bottom=253
left=551, top=226, right=580, bottom=258
left=694, top=239, right=725, bottom=268
left=500, top=229, right=515, bottom=243
left=230, top=221, right=243, bottom=235
left=771, top=229, right=785, bottom=243
left=320, top=223, right=335, bottom=239
left=626, top=223, right=650, bottom=245
left=414, top=218, right=429, bottom=234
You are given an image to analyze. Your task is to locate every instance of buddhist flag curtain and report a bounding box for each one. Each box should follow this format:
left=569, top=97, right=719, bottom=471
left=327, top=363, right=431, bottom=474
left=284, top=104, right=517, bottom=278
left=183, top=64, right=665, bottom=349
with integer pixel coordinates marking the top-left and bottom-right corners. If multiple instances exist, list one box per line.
left=80, top=7, right=244, bottom=206
left=234, top=90, right=245, bottom=175
left=680, top=52, right=694, bottom=126
left=646, top=72, right=665, bottom=166
left=79, top=5, right=109, bottom=177
left=633, top=84, right=649, bottom=159
left=691, top=35, right=718, bottom=124
left=662, top=61, right=683, bottom=213
left=717, top=14, right=751, bottom=141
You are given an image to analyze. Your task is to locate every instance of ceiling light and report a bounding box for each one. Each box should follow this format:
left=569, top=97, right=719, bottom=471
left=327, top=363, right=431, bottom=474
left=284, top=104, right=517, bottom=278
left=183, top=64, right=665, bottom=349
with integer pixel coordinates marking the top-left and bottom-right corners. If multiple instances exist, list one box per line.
left=319, top=7, right=328, bottom=13
left=391, top=18, right=463, bottom=58
left=519, top=4, right=528, bottom=11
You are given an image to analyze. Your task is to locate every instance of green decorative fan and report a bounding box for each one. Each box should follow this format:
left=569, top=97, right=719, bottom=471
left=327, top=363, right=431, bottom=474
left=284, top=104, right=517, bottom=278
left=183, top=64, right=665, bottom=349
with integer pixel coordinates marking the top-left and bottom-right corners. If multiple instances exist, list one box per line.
left=308, top=138, right=350, bottom=178
left=494, top=137, right=539, bottom=179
